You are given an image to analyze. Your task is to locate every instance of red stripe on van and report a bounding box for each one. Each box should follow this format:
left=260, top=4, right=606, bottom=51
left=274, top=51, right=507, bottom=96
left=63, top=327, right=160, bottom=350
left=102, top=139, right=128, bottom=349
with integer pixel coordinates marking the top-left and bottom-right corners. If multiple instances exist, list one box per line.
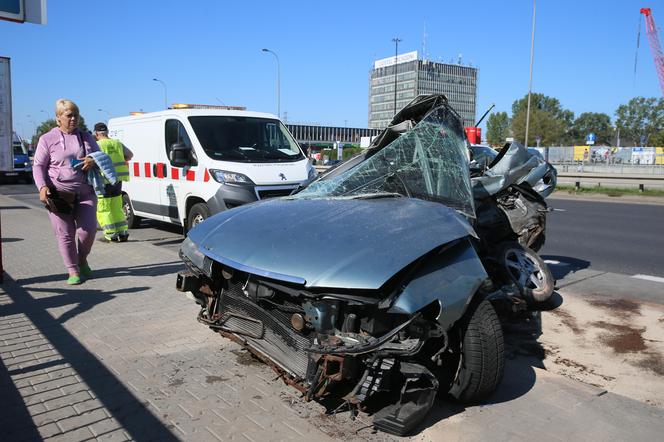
left=203, top=168, right=210, bottom=182
left=144, top=162, right=151, bottom=178
left=133, top=162, right=140, bottom=177
left=156, top=163, right=165, bottom=178
left=186, top=170, right=195, bottom=181
left=171, top=168, right=179, bottom=180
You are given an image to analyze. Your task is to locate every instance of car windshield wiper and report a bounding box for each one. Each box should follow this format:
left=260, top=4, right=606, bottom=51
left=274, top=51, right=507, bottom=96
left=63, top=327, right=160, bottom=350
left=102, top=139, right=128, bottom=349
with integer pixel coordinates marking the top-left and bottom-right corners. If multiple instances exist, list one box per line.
left=261, top=150, right=298, bottom=161
left=214, top=150, right=250, bottom=160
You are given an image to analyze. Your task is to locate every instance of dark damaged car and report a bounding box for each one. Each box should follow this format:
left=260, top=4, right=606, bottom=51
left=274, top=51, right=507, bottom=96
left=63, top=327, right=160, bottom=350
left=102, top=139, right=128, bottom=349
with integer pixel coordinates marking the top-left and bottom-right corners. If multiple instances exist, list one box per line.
left=176, top=95, right=555, bottom=435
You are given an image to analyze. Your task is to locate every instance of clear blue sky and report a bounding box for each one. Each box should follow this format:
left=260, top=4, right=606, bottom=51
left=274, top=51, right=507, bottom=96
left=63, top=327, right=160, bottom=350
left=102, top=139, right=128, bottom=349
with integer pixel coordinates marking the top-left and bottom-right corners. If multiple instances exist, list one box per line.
left=1, top=0, right=661, bottom=141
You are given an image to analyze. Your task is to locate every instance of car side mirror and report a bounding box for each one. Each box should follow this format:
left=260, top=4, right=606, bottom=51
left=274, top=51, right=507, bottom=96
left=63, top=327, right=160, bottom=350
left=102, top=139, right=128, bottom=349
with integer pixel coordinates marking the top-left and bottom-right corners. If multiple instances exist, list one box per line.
left=170, top=143, right=191, bottom=167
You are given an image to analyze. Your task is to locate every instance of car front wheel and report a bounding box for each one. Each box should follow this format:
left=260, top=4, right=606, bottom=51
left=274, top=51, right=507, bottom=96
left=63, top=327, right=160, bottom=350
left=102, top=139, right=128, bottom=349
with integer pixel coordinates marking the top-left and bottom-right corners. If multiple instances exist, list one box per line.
left=448, top=299, right=505, bottom=404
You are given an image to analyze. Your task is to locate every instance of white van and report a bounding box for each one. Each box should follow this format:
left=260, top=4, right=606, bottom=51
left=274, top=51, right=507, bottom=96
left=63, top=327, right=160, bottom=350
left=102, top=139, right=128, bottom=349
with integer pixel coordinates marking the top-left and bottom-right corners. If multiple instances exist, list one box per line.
left=108, top=106, right=316, bottom=232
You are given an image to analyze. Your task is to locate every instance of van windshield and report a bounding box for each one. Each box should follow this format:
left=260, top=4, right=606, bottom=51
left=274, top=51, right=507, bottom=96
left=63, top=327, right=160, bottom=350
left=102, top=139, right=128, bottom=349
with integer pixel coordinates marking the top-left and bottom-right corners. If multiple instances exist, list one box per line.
left=188, top=116, right=304, bottom=163
left=13, top=142, right=27, bottom=156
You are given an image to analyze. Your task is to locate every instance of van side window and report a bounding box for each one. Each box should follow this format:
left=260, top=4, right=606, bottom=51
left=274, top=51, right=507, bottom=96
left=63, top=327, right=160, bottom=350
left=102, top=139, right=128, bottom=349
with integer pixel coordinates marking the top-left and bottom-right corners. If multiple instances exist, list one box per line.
left=165, top=119, right=197, bottom=166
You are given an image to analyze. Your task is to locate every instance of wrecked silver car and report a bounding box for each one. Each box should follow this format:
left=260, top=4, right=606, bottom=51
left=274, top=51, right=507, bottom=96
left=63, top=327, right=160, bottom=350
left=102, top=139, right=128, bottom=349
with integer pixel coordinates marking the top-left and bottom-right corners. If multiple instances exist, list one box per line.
left=176, top=95, right=554, bottom=435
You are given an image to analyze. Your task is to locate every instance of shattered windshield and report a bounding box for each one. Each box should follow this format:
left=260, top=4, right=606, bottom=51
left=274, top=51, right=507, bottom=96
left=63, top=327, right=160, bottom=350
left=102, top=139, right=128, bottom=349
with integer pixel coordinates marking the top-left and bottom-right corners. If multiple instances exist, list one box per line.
left=292, top=105, right=475, bottom=217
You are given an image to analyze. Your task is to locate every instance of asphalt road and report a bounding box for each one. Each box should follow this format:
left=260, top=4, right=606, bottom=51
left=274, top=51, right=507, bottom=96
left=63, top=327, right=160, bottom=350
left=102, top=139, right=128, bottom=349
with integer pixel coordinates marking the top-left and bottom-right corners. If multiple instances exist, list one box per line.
left=542, top=197, right=664, bottom=278
left=3, top=183, right=664, bottom=278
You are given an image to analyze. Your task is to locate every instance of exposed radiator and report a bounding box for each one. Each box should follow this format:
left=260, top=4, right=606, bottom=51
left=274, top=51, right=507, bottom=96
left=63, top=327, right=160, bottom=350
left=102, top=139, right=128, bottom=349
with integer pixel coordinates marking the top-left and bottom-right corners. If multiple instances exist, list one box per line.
left=221, top=282, right=311, bottom=379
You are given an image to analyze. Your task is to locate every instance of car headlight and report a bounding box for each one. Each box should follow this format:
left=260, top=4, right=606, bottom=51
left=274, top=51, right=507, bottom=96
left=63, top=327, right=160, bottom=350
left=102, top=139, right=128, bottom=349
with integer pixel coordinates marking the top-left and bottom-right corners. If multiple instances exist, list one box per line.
left=179, top=237, right=207, bottom=271
left=307, top=164, right=318, bottom=181
left=209, top=169, right=254, bottom=185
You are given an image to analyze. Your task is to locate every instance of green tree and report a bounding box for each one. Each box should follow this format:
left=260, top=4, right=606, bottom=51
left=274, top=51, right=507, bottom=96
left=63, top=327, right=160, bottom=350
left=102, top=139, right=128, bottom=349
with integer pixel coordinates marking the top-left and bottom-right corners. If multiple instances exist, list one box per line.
left=570, top=112, right=614, bottom=145
left=510, top=93, right=574, bottom=145
left=615, top=97, right=664, bottom=146
left=485, top=111, right=510, bottom=146
left=31, top=115, right=89, bottom=146
left=650, top=131, right=664, bottom=146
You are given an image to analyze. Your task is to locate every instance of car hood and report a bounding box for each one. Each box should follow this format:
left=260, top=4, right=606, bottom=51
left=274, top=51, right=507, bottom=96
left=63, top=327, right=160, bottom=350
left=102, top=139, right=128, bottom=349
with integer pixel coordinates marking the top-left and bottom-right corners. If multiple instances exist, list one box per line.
left=188, top=197, right=476, bottom=290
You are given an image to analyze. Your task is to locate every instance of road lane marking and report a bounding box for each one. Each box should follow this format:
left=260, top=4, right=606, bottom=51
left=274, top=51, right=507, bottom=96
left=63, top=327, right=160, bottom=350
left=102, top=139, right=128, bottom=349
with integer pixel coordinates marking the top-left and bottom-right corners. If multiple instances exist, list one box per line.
left=544, top=260, right=570, bottom=266
left=632, top=274, right=664, bottom=284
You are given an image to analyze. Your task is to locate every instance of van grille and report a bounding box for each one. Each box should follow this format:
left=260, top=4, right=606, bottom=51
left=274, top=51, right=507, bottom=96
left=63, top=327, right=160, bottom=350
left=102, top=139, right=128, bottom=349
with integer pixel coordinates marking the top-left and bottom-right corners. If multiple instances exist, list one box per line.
left=256, top=188, right=296, bottom=200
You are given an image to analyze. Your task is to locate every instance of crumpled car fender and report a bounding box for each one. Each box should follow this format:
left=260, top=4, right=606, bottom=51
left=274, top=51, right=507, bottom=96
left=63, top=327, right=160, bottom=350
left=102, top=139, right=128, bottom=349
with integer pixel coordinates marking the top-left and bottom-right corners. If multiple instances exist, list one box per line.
left=388, top=239, right=488, bottom=330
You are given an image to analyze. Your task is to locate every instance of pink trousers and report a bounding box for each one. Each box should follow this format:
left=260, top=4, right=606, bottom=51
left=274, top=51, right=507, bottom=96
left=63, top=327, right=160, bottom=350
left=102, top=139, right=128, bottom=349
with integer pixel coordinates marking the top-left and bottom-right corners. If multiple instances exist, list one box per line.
left=47, top=186, right=98, bottom=273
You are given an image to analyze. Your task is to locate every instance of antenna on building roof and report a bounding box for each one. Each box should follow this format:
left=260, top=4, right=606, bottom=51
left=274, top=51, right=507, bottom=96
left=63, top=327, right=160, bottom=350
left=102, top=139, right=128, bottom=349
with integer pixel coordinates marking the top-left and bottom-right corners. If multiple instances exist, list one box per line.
left=422, top=19, right=428, bottom=61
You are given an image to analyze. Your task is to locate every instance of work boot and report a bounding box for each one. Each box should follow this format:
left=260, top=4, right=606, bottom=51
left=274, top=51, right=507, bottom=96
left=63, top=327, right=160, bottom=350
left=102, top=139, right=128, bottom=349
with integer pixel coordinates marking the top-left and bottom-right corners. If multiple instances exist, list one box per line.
left=104, top=233, right=120, bottom=242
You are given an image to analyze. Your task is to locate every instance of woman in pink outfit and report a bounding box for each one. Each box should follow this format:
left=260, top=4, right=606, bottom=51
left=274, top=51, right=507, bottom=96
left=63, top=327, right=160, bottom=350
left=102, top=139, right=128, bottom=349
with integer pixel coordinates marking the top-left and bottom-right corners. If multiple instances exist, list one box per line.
left=32, top=99, right=100, bottom=285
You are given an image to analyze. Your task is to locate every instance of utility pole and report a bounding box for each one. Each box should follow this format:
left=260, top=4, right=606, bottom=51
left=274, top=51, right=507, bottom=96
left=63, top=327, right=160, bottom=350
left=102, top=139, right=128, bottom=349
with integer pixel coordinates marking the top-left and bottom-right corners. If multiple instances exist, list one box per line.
left=392, top=37, right=402, bottom=116
left=524, top=0, right=537, bottom=148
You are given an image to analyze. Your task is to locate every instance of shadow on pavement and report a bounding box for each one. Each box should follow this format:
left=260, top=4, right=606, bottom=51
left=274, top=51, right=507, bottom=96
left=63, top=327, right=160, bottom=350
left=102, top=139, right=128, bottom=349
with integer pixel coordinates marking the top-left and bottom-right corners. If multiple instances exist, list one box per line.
left=414, top=294, right=564, bottom=435
left=540, top=255, right=590, bottom=280
left=0, top=357, right=44, bottom=441
left=0, top=273, right=179, bottom=441
left=15, top=262, right=185, bottom=286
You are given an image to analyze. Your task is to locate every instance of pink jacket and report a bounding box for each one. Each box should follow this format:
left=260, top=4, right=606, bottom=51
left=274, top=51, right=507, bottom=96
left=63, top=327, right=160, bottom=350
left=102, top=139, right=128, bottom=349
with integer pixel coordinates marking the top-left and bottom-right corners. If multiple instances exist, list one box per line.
left=33, top=127, right=100, bottom=192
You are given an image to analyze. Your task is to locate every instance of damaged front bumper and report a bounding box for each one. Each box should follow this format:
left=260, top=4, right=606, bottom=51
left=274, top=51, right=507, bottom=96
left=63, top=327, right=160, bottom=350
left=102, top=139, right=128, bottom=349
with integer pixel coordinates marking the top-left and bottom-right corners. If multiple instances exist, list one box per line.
left=176, top=261, right=441, bottom=436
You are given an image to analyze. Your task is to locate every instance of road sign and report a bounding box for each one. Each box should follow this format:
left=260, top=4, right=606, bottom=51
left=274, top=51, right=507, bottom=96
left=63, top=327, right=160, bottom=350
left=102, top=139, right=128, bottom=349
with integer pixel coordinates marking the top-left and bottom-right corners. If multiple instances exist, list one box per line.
left=586, top=133, right=596, bottom=145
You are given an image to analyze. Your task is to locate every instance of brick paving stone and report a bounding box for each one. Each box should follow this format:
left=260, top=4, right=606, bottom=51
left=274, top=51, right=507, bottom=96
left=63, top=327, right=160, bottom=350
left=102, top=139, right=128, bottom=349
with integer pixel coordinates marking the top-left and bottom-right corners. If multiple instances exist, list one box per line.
left=32, top=405, right=78, bottom=427
left=36, top=422, right=63, bottom=439
left=94, top=428, right=131, bottom=442
left=56, top=407, right=109, bottom=433
left=48, top=426, right=95, bottom=441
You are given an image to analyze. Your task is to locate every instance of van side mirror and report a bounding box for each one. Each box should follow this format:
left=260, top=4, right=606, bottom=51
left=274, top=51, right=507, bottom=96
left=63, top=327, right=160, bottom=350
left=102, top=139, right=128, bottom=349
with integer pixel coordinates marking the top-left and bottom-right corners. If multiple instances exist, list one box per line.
left=170, top=143, right=191, bottom=167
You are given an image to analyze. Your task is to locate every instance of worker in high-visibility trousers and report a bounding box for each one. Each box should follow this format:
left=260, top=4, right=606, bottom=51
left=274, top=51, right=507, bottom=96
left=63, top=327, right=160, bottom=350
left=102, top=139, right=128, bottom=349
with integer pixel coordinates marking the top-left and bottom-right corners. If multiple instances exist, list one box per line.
left=93, top=122, right=133, bottom=242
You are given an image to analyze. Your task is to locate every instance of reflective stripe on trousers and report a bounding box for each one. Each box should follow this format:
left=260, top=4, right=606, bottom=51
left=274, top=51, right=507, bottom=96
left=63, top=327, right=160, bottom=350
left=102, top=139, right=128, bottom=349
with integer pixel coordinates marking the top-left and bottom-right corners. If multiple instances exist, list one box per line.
left=96, top=194, right=128, bottom=236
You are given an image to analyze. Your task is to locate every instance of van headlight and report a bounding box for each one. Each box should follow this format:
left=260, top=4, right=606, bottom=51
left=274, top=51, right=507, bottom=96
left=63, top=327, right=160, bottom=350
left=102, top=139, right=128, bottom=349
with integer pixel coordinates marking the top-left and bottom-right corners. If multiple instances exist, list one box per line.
left=209, top=169, right=254, bottom=185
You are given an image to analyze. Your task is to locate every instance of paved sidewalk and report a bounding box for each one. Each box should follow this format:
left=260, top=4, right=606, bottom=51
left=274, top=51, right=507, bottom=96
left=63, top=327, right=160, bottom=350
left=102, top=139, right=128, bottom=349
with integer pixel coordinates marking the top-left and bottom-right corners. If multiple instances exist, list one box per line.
left=2, top=194, right=664, bottom=441
left=0, top=197, right=341, bottom=441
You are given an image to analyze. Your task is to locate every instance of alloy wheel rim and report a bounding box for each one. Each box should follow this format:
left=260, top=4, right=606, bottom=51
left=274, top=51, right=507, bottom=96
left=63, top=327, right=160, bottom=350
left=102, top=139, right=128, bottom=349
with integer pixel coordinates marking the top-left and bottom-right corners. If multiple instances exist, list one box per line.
left=505, top=249, right=544, bottom=290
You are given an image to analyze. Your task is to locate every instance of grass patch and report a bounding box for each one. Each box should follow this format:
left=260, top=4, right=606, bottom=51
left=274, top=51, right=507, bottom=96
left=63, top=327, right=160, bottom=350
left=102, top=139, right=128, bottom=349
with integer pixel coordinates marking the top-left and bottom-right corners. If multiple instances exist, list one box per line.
left=556, top=185, right=664, bottom=197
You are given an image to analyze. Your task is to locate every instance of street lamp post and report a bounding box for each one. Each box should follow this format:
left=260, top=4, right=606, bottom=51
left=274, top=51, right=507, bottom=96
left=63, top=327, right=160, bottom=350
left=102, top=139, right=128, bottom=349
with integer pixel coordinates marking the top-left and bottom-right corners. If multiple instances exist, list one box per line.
left=97, top=108, right=111, bottom=121
left=261, top=48, right=280, bottom=119
left=392, top=37, right=402, bottom=116
left=524, top=0, right=537, bottom=148
left=152, top=78, right=168, bottom=109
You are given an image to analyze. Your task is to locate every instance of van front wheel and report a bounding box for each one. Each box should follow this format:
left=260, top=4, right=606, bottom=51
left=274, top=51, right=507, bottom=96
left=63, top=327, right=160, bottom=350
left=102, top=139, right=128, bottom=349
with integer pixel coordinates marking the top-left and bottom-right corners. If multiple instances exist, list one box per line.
left=188, top=203, right=211, bottom=230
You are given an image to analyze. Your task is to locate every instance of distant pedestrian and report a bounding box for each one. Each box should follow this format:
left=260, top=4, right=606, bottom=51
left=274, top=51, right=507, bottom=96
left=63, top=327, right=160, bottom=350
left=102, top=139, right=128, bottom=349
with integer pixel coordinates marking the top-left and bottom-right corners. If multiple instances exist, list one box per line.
left=93, top=122, right=133, bottom=242
left=32, top=99, right=100, bottom=285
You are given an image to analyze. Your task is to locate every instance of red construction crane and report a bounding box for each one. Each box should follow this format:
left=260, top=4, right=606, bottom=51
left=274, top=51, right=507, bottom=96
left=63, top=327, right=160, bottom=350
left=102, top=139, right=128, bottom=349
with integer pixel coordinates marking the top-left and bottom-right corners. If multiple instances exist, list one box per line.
left=640, top=8, right=664, bottom=95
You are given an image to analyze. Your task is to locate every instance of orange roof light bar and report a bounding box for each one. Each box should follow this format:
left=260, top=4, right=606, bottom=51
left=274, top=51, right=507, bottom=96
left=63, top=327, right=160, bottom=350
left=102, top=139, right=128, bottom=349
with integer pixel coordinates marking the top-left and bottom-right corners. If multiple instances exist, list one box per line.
left=171, top=103, right=247, bottom=111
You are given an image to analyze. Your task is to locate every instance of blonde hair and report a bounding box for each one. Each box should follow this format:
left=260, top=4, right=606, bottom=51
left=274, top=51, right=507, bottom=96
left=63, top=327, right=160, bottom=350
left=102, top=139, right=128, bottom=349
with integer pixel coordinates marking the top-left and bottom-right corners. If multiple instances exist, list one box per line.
left=55, top=99, right=80, bottom=117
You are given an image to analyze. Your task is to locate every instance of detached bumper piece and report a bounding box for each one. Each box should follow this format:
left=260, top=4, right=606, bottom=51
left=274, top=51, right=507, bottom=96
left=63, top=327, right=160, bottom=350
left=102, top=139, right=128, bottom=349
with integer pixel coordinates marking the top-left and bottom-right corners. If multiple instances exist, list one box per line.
left=371, top=361, right=439, bottom=436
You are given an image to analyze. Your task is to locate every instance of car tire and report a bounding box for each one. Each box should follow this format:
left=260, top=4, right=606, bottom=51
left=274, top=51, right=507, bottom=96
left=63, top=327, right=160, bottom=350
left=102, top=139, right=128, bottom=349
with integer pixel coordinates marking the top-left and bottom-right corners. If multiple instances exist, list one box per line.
left=449, top=299, right=505, bottom=404
left=122, top=193, right=142, bottom=229
left=498, top=242, right=554, bottom=303
left=187, top=203, right=210, bottom=231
